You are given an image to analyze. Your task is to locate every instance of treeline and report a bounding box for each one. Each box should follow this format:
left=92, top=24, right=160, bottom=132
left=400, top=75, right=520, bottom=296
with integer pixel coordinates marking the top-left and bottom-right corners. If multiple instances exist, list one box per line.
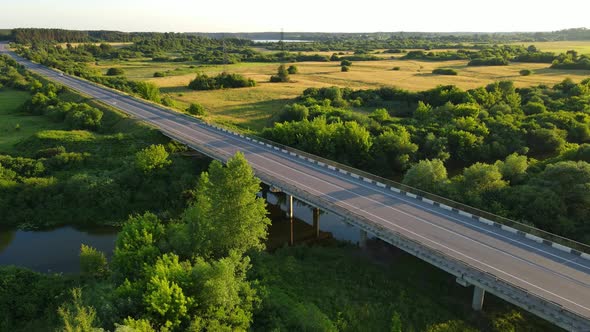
left=11, top=28, right=164, bottom=44
left=551, top=50, right=590, bottom=70
left=0, top=55, right=203, bottom=228
left=262, top=79, right=590, bottom=243
left=401, top=45, right=562, bottom=66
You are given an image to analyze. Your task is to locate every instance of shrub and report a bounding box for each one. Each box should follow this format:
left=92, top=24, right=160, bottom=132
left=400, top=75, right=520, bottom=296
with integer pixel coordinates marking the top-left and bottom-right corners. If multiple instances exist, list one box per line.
left=392, top=66, right=401, bottom=71
left=153, top=71, right=166, bottom=78
left=161, top=95, right=176, bottom=107
left=432, top=68, right=458, bottom=75
left=287, top=65, right=298, bottom=74
left=270, top=65, right=290, bottom=83
left=188, top=72, right=255, bottom=90
left=106, top=67, right=124, bottom=76
left=341, top=65, right=350, bottom=72
left=79, top=244, right=108, bottom=278
left=135, top=81, right=161, bottom=102
left=520, top=69, right=533, bottom=76
left=135, top=144, right=171, bottom=173
left=186, top=103, right=206, bottom=116
left=340, top=60, right=352, bottom=66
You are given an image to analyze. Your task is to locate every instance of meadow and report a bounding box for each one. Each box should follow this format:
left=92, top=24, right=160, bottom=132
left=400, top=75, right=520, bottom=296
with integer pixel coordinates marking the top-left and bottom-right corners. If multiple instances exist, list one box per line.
left=0, top=89, right=66, bottom=152
left=92, top=53, right=590, bottom=130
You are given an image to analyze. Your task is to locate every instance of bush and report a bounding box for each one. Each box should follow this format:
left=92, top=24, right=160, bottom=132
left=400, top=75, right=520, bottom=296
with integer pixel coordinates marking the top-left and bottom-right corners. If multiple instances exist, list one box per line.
left=106, top=67, right=124, bottom=76
left=186, top=103, right=206, bottom=116
left=80, top=244, right=108, bottom=278
left=432, top=68, right=458, bottom=75
left=341, top=65, right=350, bottom=72
left=135, top=144, right=171, bottom=173
left=153, top=71, right=166, bottom=78
left=135, top=81, right=161, bottom=102
left=340, top=60, right=352, bottom=66
left=161, top=95, right=176, bottom=107
left=188, top=72, right=255, bottom=90
left=392, top=66, right=401, bottom=71
left=270, top=65, right=290, bottom=83
left=520, top=69, right=533, bottom=76
left=287, top=65, right=298, bottom=74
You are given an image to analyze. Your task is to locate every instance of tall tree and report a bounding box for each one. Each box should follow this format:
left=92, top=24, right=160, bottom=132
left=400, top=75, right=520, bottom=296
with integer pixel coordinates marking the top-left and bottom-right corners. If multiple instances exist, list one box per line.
left=182, top=152, right=270, bottom=258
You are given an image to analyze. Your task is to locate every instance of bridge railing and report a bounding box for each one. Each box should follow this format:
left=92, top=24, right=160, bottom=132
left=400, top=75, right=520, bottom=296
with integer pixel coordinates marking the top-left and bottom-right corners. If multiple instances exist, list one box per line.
left=220, top=128, right=590, bottom=255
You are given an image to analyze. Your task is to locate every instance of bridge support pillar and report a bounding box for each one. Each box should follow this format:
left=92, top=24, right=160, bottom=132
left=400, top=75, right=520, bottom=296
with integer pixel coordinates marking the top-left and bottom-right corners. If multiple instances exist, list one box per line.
left=472, top=286, right=485, bottom=311
left=359, top=229, right=368, bottom=248
left=312, top=208, right=320, bottom=238
left=287, top=194, right=293, bottom=219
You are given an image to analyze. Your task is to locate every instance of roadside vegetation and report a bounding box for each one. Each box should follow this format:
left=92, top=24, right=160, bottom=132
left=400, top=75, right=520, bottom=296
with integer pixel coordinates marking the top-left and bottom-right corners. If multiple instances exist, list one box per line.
left=0, top=55, right=206, bottom=229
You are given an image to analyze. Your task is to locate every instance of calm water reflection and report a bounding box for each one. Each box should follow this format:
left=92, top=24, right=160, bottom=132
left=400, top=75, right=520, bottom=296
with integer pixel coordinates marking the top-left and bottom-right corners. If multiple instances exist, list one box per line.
left=0, top=186, right=368, bottom=273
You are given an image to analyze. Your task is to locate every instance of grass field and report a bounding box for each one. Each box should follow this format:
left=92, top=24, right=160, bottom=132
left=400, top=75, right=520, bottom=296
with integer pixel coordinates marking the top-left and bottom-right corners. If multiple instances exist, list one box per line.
left=507, top=40, right=590, bottom=54
left=88, top=46, right=590, bottom=131
left=0, top=89, right=66, bottom=153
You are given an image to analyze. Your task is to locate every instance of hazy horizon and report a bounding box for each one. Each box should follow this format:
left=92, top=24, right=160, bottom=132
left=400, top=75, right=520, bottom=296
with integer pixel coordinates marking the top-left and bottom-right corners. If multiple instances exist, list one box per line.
left=2, top=0, right=589, bottom=34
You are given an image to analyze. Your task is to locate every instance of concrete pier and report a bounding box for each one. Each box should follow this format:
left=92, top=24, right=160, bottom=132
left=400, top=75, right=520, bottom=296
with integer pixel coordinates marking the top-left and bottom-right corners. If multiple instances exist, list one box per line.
left=312, top=208, right=320, bottom=238
left=359, top=229, right=368, bottom=248
left=472, top=286, right=485, bottom=311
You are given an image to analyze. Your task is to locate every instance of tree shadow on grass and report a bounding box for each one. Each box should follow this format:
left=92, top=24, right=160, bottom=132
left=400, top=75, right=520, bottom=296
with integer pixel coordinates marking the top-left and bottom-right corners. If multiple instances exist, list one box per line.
left=216, top=98, right=293, bottom=131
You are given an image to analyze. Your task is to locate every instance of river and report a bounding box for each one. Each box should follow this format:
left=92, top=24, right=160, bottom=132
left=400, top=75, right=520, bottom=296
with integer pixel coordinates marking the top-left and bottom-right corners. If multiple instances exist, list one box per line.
left=0, top=187, right=367, bottom=273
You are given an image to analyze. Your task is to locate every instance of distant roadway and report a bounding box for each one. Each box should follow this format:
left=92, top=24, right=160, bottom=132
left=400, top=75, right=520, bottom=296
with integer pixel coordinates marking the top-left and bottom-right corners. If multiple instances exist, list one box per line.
left=2, top=43, right=589, bottom=329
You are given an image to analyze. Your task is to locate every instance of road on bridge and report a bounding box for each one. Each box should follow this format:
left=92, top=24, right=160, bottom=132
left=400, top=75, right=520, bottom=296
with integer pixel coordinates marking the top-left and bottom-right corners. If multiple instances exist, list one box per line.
left=3, top=43, right=589, bottom=328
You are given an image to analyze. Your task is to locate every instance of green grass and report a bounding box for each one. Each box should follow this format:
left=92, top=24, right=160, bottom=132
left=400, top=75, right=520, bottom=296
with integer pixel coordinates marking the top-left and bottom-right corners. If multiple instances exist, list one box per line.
left=0, top=88, right=66, bottom=153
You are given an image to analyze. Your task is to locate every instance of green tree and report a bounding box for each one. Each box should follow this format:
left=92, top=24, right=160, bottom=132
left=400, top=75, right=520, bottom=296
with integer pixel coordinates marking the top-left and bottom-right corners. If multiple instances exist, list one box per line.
left=495, top=153, right=528, bottom=184
left=135, top=144, right=171, bottom=173
left=270, top=65, right=290, bottom=83
left=144, top=276, right=190, bottom=330
left=112, top=212, right=165, bottom=280
left=459, top=163, right=507, bottom=202
left=287, top=65, right=298, bottom=74
left=370, top=128, right=418, bottom=174
left=57, top=288, right=99, bottom=332
left=403, top=159, right=448, bottom=193
left=79, top=244, right=108, bottom=278
left=135, top=81, right=161, bottom=103
left=182, top=152, right=270, bottom=258
left=341, top=65, right=350, bottom=72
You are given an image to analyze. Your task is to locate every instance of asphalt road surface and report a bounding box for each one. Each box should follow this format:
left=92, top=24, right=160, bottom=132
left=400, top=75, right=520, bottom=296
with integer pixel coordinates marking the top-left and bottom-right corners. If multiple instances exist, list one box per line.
left=2, top=43, right=590, bottom=323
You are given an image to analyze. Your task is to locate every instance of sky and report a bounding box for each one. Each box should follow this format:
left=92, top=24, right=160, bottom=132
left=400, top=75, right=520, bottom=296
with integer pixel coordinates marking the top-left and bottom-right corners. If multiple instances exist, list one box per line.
left=2, top=0, right=589, bottom=33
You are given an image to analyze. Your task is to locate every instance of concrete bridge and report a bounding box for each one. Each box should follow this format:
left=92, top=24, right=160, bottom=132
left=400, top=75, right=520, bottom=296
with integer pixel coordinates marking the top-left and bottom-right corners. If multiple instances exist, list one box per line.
left=3, top=44, right=590, bottom=331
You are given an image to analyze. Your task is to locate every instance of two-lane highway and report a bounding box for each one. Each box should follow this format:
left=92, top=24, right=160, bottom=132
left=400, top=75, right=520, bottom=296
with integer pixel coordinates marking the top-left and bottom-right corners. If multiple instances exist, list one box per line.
left=3, top=43, right=590, bottom=330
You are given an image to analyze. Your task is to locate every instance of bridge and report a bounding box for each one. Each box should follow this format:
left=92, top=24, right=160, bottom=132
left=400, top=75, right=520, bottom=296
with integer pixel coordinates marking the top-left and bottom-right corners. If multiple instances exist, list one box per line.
left=3, top=44, right=590, bottom=331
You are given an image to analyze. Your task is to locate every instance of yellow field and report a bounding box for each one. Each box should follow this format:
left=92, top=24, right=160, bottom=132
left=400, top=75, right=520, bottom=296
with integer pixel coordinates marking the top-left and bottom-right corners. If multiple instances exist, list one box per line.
left=93, top=56, right=590, bottom=131
left=506, top=41, right=590, bottom=54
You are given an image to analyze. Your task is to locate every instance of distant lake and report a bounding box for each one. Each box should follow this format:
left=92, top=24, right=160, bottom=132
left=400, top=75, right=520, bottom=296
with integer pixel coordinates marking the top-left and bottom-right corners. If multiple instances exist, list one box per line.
left=252, top=39, right=312, bottom=43
left=0, top=186, right=368, bottom=273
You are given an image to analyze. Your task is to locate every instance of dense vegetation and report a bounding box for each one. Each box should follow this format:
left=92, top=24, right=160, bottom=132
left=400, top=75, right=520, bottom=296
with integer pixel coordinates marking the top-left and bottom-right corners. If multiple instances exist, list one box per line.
left=262, top=80, right=590, bottom=243
left=188, top=72, right=256, bottom=90
left=0, top=55, right=204, bottom=229
left=0, top=154, right=557, bottom=332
